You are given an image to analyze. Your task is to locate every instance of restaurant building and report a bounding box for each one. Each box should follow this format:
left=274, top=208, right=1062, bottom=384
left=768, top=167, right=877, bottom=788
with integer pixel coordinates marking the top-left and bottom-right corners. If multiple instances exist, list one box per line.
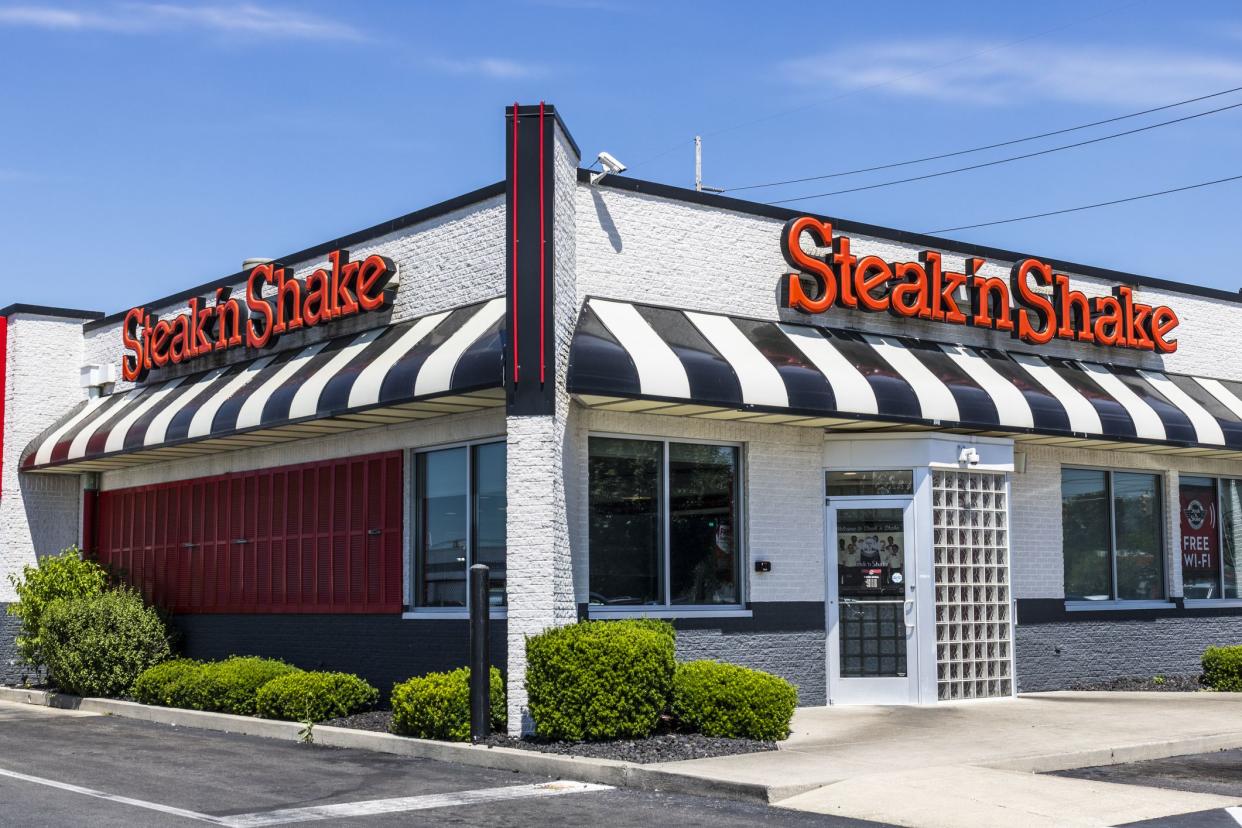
left=4, top=104, right=1242, bottom=730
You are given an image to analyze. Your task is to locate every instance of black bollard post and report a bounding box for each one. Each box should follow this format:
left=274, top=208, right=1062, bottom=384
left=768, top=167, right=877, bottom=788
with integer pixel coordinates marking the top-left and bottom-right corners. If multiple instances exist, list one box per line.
left=469, top=564, right=491, bottom=743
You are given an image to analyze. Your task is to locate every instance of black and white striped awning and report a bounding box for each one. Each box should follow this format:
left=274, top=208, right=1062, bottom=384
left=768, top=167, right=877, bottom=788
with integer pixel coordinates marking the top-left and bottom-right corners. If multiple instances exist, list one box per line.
left=568, top=298, right=1242, bottom=455
left=24, top=298, right=505, bottom=472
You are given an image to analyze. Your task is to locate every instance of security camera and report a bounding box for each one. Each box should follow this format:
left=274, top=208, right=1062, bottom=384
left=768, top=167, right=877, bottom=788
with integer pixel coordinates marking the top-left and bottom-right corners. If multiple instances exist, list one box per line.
left=958, top=446, right=980, bottom=467
left=590, top=151, right=627, bottom=184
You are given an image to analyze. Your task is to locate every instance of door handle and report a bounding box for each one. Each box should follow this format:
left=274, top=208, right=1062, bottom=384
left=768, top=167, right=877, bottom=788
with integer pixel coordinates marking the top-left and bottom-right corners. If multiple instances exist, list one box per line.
left=903, top=598, right=916, bottom=630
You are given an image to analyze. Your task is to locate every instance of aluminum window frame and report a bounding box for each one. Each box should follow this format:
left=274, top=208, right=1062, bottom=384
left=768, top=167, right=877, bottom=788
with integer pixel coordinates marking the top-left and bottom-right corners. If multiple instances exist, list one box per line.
left=1062, top=464, right=1168, bottom=607
left=586, top=431, right=748, bottom=615
left=406, top=436, right=507, bottom=619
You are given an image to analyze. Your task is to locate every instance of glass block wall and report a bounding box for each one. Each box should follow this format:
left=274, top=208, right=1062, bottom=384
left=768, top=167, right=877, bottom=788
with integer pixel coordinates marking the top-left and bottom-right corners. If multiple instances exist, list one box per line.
left=933, top=470, right=1014, bottom=700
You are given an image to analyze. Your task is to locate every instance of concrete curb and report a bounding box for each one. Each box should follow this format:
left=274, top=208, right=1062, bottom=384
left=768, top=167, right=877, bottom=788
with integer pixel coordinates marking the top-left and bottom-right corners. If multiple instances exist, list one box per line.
left=983, top=731, right=1242, bottom=774
left=0, top=686, right=777, bottom=804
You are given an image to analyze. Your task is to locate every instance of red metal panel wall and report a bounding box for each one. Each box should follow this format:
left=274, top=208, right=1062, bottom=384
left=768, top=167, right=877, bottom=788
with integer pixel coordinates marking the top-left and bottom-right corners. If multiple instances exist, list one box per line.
left=95, top=451, right=404, bottom=614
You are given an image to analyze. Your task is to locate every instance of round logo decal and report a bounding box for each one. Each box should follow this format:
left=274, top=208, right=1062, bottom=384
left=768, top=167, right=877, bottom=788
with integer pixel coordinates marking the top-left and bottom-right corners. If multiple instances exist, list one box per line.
left=1186, top=499, right=1206, bottom=531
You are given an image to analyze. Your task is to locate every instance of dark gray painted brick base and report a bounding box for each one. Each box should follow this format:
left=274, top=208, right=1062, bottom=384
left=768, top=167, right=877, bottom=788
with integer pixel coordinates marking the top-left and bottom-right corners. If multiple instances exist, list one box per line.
left=1016, top=616, right=1242, bottom=691
left=172, top=615, right=507, bottom=699
left=676, top=629, right=827, bottom=705
left=0, top=604, right=28, bottom=685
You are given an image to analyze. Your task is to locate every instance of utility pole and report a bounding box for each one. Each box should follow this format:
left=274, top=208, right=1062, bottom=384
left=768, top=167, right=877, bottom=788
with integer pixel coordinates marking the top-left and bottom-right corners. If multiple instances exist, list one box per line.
left=695, top=136, right=723, bottom=194
left=695, top=136, right=703, bottom=192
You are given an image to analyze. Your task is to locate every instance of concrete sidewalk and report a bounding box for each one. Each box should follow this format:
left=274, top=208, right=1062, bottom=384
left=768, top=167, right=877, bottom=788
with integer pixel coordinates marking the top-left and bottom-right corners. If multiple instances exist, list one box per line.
left=645, top=692, right=1242, bottom=827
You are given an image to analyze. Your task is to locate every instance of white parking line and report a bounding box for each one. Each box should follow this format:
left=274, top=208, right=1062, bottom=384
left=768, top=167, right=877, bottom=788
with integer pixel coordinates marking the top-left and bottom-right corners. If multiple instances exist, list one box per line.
left=218, top=781, right=613, bottom=827
left=0, top=765, right=218, bottom=823
left=0, top=765, right=611, bottom=826
left=1227, top=806, right=1242, bottom=826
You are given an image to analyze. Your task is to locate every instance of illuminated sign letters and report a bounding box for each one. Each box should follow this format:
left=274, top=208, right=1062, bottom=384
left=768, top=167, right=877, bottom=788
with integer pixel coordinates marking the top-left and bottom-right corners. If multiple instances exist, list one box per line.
left=121, top=249, right=398, bottom=382
left=780, top=217, right=1180, bottom=353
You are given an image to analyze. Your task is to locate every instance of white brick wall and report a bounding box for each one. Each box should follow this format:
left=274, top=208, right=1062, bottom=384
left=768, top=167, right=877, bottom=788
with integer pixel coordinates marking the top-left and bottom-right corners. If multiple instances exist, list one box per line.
left=574, top=184, right=1242, bottom=381
left=1011, top=444, right=1242, bottom=599
left=1, top=313, right=92, bottom=601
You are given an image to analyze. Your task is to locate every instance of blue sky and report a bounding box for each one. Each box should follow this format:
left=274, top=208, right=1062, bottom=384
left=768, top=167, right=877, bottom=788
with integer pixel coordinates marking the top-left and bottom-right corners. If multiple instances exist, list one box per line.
left=2, top=0, right=1241, bottom=313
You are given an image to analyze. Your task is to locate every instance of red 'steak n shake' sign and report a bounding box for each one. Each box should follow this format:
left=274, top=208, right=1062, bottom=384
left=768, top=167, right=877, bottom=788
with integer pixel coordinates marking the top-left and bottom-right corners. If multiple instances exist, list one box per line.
left=781, top=217, right=1180, bottom=353
left=122, top=250, right=398, bottom=382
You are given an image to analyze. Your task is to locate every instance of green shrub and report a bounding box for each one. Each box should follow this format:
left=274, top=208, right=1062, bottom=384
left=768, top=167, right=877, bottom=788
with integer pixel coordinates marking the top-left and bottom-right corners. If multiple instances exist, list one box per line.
left=672, top=660, right=797, bottom=741
left=132, top=659, right=206, bottom=707
left=390, top=667, right=505, bottom=741
left=255, top=671, right=378, bottom=722
left=621, top=618, right=676, bottom=646
left=197, top=657, right=302, bottom=716
left=39, top=588, right=171, bottom=698
left=525, top=619, right=675, bottom=741
left=6, top=547, right=108, bottom=673
left=1202, top=645, right=1242, bottom=691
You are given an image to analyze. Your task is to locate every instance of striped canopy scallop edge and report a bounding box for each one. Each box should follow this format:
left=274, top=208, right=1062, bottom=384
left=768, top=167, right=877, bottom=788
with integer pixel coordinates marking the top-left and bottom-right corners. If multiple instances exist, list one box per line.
left=23, top=298, right=506, bottom=471
left=568, top=298, right=1242, bottom=451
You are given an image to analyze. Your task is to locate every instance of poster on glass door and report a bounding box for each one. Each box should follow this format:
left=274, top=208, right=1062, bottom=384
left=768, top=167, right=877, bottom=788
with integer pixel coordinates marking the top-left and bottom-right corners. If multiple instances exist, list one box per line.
left=1180, top=478, right=1219, bottom=599
left=837, top=508, right=905, bottom=597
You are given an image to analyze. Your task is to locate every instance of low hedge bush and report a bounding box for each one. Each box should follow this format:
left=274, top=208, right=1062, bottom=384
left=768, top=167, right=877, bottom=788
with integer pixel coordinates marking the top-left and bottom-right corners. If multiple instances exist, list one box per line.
left=672, top=660, right=797, bottom=741
left=198, top=657, right=302, bottom=716
left=1202, top=645, right=1242, bottom=691
left=132, top=659, right=206, bottom=707
left=525, top=619, right=675, bottom=741
left=255, top=671, right=378, bottom=722
left=391, top=667, right=506, bottom=741
left=39, top=588, right=171, bottom=698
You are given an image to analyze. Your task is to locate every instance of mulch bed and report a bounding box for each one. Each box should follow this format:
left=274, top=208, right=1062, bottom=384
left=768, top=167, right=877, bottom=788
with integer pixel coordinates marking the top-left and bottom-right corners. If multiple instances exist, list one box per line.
left=321, top=710, right=393, bottom=732
left=482, top=732, right=776, bottom=764
left=1070, top=674, right=1204, bottom=692
left=319, top=709, right=776, bottom=763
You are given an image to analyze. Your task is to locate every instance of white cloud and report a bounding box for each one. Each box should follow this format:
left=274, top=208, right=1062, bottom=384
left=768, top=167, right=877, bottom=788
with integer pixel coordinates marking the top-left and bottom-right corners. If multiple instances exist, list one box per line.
left=781, top=39, right=1242, bottom=107
left=426, top=56, right=544, bottom=80
left=0, top=3, right=364, bottom=40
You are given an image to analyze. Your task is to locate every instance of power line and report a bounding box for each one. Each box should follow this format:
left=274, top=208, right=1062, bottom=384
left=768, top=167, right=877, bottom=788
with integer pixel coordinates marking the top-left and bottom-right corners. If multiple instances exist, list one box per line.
left=627, top=0, right=1146, bottom=172
left=767, top=98, right=1242, bottom=205
left=726, top=85, right=1242, bottom=193
left=925, top=173, right=1242, bottom=233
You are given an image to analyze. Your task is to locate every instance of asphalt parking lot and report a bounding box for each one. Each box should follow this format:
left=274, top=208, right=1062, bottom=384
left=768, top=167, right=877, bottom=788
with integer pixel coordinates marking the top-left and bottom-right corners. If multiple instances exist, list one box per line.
left=1055, top=750, right=1242, bottom=827
left=0, top=701, right=886, bottom=827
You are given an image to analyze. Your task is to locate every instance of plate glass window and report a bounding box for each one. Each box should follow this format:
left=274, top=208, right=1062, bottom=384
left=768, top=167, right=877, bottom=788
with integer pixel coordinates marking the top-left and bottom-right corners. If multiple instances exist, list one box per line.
left=1062, top=468, right=1164, bottom=602
left=414, top=442, right=506, bottom=609
left=589, top=436, right=741, bottom=608
left=827, top=470, right=914, bottom=497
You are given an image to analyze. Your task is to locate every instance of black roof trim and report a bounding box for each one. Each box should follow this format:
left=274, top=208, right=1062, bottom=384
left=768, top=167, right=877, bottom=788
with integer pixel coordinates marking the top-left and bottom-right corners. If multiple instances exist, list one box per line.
left=0, top=303, right=104, bottom=321
left=84, top=181, right=507, bottom=332
left=578, top=169, right=1242, bottom=305
left=508, top=103, right=581, bottom=160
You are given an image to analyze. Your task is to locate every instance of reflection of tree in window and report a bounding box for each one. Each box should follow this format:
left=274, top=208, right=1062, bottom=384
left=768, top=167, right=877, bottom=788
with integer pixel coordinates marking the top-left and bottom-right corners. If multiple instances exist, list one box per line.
left=1114, top=473, right=1162, bottom=600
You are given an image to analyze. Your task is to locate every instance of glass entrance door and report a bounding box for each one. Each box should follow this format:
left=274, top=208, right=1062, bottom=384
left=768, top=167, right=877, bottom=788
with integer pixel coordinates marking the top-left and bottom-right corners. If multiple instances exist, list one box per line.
left=827, top=498, right=919, bottom=704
